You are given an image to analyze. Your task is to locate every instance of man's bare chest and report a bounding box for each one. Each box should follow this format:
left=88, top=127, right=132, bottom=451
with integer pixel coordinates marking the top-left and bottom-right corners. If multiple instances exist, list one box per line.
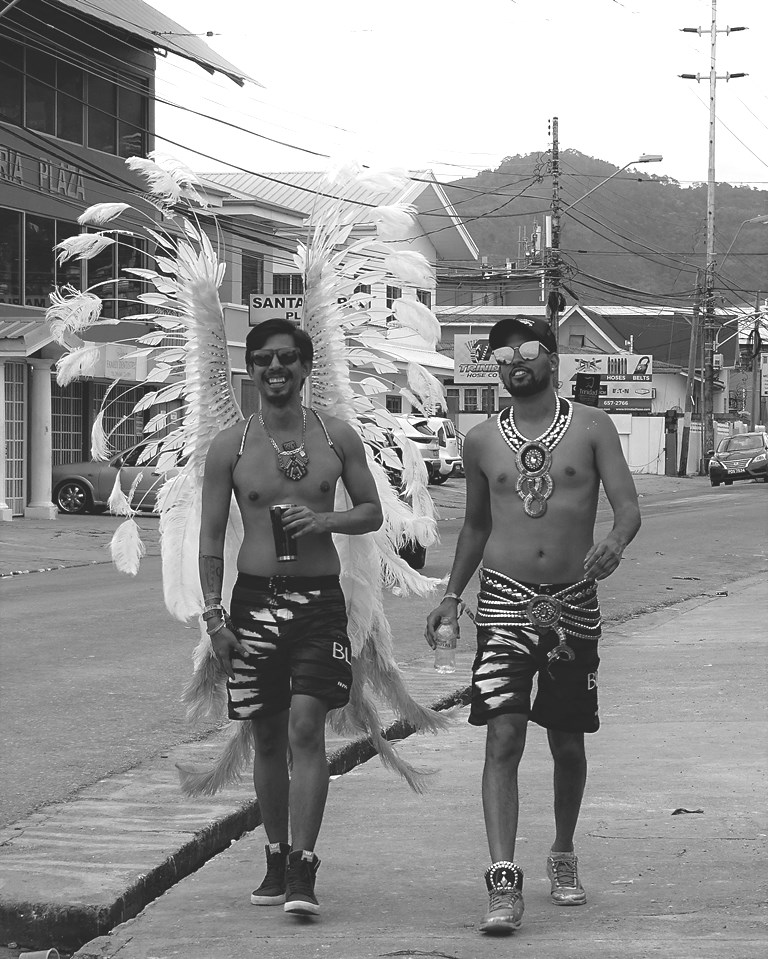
left=234, top=432, right=342, bottom=507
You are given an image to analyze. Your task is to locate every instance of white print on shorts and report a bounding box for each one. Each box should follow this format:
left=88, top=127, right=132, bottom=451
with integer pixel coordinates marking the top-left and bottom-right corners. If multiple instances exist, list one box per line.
left=587, top=671, right=598, bottom=691
left=332, top=641, right=351, bottom=664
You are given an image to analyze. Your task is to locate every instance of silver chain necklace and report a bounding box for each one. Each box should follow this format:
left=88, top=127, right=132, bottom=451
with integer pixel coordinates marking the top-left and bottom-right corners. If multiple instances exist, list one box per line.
left=258, top=405, right=309, bottom=481
left=497, top=396, right=573, bottom=517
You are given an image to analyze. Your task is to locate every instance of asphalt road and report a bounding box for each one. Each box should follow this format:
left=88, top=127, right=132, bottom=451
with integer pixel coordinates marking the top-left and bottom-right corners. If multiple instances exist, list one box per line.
left=1, top=476, right=766, bottom=827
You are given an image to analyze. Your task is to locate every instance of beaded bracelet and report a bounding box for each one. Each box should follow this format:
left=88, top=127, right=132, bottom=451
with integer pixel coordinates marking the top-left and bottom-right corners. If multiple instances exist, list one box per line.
left=206, top=618, right=228, bottom=636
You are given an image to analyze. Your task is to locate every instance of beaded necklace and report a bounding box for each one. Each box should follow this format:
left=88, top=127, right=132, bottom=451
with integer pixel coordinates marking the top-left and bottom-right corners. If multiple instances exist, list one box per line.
left=259, top=405, right=309, bottom=481
left=497, top=396, right=573, bottom=517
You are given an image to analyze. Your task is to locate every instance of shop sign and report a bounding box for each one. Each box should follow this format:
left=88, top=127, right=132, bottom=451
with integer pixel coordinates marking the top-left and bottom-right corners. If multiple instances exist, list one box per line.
left=453, top=334, right=501, bottom=384
left=0, top=145, right=86, bottom=200
left=559, top=353, right=653, bottom=401
left=248, top=295, right=303, bottom=326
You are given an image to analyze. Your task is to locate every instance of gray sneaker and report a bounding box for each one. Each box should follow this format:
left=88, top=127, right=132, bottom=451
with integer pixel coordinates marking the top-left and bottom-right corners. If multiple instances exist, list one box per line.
left=479, top=861, right=524, bottom=935
left=546, top=851, right=587, bottom=905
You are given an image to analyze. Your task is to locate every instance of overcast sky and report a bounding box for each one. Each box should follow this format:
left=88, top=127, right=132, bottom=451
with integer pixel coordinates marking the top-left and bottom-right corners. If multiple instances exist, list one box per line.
left=149, top=0, right=768, bottom=188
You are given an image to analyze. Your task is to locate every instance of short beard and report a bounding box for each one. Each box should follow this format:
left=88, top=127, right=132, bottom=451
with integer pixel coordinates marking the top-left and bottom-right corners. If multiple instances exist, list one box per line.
left=262, top=390, right=292, bottom=409
left=503, top=367, right=551, bottom=398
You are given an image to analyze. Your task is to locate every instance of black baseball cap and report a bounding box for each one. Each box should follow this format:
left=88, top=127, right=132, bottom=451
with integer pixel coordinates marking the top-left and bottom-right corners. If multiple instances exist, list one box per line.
left=488, top=316, right=558, bottom=355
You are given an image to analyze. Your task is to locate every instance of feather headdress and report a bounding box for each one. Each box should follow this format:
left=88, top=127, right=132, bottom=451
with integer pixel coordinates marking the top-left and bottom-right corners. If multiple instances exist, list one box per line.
left=45, top=157, right=450, bottom=794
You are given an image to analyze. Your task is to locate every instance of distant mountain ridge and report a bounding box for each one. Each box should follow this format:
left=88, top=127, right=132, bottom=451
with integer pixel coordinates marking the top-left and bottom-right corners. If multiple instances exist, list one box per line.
left=446, top=150, right=768, bottom=311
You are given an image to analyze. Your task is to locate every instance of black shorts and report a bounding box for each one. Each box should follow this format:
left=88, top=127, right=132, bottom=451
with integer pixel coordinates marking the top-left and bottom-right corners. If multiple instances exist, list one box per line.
left=227, top=573, right=352, bottom=720
left=469, top=570, right=601, bottom=733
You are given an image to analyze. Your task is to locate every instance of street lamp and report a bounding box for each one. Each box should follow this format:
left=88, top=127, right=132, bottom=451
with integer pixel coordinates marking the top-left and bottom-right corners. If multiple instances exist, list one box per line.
left=720, top=214, right=768, bottom=268
left=561, top=154, right=664, bottom=214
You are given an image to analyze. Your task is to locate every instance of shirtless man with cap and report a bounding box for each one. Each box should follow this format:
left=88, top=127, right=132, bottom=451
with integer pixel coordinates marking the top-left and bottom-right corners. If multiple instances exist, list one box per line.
left=426, top=315, right=641, bottom=935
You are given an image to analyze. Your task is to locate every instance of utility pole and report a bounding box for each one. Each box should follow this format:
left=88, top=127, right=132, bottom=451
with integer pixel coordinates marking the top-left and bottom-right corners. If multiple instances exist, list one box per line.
left=680, top=1, right=747, bottom=471
left=679, top=273, right=701, bottom=476
left=546, top=116, right=564, bottom=342
left=750, top=292, right=763, bottom=429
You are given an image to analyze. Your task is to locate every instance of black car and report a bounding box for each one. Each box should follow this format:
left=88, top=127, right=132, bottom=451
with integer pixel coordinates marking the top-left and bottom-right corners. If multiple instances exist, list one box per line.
left=708, top=431, right=768, bottom=487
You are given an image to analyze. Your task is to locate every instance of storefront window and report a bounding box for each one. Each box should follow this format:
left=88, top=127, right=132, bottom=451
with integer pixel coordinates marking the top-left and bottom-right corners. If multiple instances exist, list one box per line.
left=86, top=235, right=147, bottom=319
left=116, top=237, right=146, bottom=318
left=86, top=239, right=118, bottom=318
left=57, top=65, right=84, bottom=144
left=25, top=47, right=55, bottom=135
left=0, top=209, right=21, bottom=305
left=241, top=252, right=264, bottom=304
left=0, top=39, right=23, bottom=125
left=25, top=215, right=56, bottom=308
left=118, top=82, right=147, bottom=158
left=88, top=75, right=117, bottom=154
left=56, top=220, right=83, bottom=290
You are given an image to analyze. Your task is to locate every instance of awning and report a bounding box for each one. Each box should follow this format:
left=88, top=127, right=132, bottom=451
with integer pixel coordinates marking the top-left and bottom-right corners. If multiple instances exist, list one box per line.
left=56, top=0, right=260, bottom=87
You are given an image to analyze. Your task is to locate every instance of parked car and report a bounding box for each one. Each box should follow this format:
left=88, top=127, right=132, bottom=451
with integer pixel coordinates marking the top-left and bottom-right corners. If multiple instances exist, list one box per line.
left=427, top=415, right=462, bottom=481
left=708, top=431, right=768, bottom=487
left=52, top=445, right=175, bottom=514
left=390, top=415, right=442, bottom=484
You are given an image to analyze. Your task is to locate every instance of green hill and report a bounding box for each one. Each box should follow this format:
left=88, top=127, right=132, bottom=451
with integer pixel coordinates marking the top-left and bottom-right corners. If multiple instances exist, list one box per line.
left=446, top=150, right=768, bottom=311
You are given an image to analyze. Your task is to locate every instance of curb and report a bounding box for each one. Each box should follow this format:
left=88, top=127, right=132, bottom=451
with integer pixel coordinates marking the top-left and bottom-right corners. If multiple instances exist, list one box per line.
left=0, top=685, right=472, bottom=954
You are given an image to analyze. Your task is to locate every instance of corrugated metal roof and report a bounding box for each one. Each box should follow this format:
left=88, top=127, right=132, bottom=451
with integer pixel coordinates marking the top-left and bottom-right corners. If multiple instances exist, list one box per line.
left=201, top=171, right=425, bottom=221
left=56, top=0, right=259, bottom=87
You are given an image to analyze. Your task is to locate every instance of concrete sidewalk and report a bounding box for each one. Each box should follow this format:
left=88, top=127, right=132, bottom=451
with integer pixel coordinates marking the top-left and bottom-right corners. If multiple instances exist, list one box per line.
left=7, top=574, right=762, bottom=959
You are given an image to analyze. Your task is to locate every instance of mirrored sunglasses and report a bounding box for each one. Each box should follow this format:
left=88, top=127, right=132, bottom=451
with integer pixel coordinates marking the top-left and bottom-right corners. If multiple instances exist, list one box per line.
left=492, top=340, right=550, bottom=364
left=249, top=348, right=301, bottom=367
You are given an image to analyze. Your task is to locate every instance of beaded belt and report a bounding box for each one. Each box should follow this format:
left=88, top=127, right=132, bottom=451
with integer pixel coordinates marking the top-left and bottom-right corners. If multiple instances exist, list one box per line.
left=475, top=568, right=601, bottom=664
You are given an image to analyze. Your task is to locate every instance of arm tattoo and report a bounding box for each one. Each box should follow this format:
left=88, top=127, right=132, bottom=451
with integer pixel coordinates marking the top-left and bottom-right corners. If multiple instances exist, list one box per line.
left=199, top=554, right=224, bottom=604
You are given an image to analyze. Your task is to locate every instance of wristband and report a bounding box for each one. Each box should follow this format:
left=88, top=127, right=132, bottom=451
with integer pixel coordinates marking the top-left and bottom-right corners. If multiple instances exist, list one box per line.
left=442, top=592, right=462, bottom=603
left=202, top=604, right=225, bottom=621
left=206, top=618, right=227, bottom=636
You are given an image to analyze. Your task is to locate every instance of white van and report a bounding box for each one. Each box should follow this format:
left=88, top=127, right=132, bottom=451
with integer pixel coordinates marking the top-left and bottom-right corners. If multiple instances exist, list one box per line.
left=427, top=416, right=462, bottom=482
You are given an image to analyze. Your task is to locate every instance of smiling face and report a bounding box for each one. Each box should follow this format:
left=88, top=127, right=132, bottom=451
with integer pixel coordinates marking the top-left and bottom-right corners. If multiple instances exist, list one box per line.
left=247, top=333, right=312, bottom=408
left=497, top=333, right=558, bottom=398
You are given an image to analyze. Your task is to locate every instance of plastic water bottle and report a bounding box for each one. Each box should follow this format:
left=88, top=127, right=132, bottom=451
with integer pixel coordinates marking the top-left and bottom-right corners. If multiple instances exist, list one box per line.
left=434, top=621, right=458, bottom=673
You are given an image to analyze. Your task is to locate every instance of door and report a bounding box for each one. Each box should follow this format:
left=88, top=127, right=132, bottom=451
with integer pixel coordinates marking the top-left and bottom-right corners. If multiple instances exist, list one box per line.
left=4, top=361, right=26, bottom=516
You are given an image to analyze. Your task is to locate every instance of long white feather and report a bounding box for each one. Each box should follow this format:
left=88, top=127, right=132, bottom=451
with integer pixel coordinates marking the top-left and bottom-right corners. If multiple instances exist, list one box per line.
left=47, top=286, right=103, bottom=342
left=406, top=362, right=447, bottom=415
left=55, top=344, right=100, bottom=386
left=78, top=202, right=131, bottom=226
left=109, top=518, right=146, bottom=575
left=384, top=251, right=435, bottom=288
left=107, top=472, right=132, bottom=517
left=55, top=233, right=115, bottom=265
left=373, top=204, right=416, bottom=241
left=391, top=298, right=441, bottom=348
left=90, top=409, right=112, bottom=461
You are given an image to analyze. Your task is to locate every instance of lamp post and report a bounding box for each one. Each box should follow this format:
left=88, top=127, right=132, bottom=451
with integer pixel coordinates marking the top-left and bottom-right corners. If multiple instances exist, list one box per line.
left=560, top=154, right=664, bottom=215
left=719, top=214, right=768, bottom=267
left=547, top=149, right=662, bottom=337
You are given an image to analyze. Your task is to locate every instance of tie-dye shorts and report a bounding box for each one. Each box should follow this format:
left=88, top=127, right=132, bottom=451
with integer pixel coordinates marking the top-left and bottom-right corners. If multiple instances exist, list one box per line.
left=227, top=573, right=352, bottom=720
left=469, top=573, right=601, bottom=733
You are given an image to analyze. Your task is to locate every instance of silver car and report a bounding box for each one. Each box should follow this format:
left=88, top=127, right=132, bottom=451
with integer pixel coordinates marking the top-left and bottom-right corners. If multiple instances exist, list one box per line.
left=52, top=445, right=173, bottom=514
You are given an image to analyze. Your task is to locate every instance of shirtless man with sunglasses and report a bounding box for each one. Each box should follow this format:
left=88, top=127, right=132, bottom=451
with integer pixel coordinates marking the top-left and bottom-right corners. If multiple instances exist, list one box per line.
left=426, top=316, right=640, bottom=935
left=199, top=318, right=382, bottom=918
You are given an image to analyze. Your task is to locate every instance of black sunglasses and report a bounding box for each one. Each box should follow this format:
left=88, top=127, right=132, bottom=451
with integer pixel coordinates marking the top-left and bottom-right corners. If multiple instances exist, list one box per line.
left=249, top=348, right=302, bottom=367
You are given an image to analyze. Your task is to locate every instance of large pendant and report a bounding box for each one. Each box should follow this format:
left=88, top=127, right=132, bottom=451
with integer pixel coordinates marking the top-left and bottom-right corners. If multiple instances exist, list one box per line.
left=516, top=440, right=551, bottom=476
left=277, top=442, right=309, bottom=481
left=526, top=594, right=562, bottom=633
left=498, top=400, right=573, bottom=520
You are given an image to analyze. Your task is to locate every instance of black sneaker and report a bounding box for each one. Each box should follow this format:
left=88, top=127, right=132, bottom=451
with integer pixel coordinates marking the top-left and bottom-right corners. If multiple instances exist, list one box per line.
left=284, top=850, right=321, bottom=916
left=479, top=861, right=524, bottom=935
left=250, top=842, right=290, bottom=905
